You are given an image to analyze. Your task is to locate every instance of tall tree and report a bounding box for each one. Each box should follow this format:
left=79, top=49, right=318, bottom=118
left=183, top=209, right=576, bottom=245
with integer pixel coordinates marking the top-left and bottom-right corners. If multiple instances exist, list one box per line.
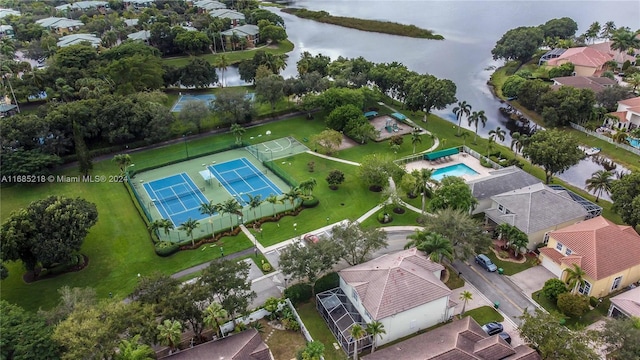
left=200, top=202, right=217, bottom=238
left=405, top=230, right=454, bottom=265
left=429, top=176, right=477, bottom=212
left=366, top=321, right=386, bottom=354
left=329, top=220, right=388, bottom=266
left=247, top=194, right=263, bottom=221
left=359, top=154, right=404, bottom=192
left=610, top=28, right=640, bottom=53
left=519, top=308, right=599, bottom=360
left=221, top=198, right=242, bottom=230
left=583, top=21, right=601, bottom=44
left=0, top=300, right=61, bottom=360
left=599, top=21, right=617, bottom=39
left=180, top=57, right=218, bottom=88
left=610, top=171, right=640, bottom=228
left=488, top=126, right=506, bottom=143
left=215, top=54, right=230, bottom=87
left=178, top=218, right=200, bottom=246
left=115, top=335, right=155, bottom=360
left=452, top=100, right=472, bottom=137
left=178, top=101, right=210, bottom=133
left=156, top=319, right=182, bottom=353
left=255, top=74, right=285, bottom=110
left=112, top=153, right=132, bottom=175
left=203, top=302, right=228, bottom=339
left=459, top=290, right=473, bottom=317
left=283, top=187, right=302, bottom=211
left=522, top=129, right=583, bottom=184
left=211, top=89, right=255, bottom=125
left=585, top=170, right=613, bottom=202
left=198, top=259, right=256, bottom=322
left=310, top=129, right=343, bottom=155
left=564, top=264, right=588, bottom=295
left=492, top=26, right=545, bottom=62
left=600, top=317, right=640, bottom=360
left=420, top=208, right=491, bottom=260
left=350, top=324, right=366, bottom=360
left=405, top=74, right=457, bottom=122
left=410, top=168, right=438, bottom=213
left=161, top=282, right=209, bottom=342
left=131, top=272, right=180, bottom=307
left=410, top=128, right=423, bottom=154
left=265, top=193, right=283, bottom=215
left=278, top=240, right=341, bottom=294
left=230, top=123, right=246, bottom=144
left=467, top=110, right=487, bottom=144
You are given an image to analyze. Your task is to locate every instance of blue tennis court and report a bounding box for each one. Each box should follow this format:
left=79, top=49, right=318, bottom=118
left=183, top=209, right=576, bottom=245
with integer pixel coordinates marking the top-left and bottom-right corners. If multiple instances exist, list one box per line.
left=143, top=173, right=210, bottom=226
left=209, top=158, right=283, bottom=205
left=171, top=94, right=217, bottom=112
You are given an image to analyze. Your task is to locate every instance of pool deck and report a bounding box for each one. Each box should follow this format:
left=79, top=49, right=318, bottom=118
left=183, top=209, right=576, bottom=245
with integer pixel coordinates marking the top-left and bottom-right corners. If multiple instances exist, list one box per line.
left=402, top=153, right=493, bottom=182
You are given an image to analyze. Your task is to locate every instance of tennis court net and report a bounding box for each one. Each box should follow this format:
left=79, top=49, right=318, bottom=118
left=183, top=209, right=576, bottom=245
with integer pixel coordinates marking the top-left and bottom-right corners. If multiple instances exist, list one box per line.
left=155, top=187, right=203, bottom=204
left=216, top=169, right=263, bottom=185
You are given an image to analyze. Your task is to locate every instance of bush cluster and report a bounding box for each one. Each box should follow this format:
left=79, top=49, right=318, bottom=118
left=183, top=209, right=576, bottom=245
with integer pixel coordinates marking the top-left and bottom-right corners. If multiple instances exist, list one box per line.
left=314, top=272, right=339, bottom=294
left=284, top=283, right=313, bottom=305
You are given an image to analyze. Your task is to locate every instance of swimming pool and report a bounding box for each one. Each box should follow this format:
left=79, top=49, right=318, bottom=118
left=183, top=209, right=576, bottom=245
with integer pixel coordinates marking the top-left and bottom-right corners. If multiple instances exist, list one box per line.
left=627, top=137, right=640, bottom=149
left=432, top=163, right=479, bottom=181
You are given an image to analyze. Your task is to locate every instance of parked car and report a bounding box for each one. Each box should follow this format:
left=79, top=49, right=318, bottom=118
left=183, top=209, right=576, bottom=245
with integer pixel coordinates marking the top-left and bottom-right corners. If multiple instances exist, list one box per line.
left=303, top=233, right=320, bottom=244
left=481, top=322, right=504, bottom=336
left=475, top=254, right=498, bottom=272
left=498, top=332, right=512, bottom=344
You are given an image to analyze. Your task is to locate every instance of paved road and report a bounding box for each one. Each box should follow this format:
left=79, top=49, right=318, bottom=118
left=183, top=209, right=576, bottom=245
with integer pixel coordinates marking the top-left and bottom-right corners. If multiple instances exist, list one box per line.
left=451, top=259, right=538, bottom=325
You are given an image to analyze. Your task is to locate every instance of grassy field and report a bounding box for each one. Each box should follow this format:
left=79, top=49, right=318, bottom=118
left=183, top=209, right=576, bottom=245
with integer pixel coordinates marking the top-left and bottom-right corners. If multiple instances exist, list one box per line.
left=296, top=300, right=348, bottom=360
left=464, top=306, right=504, bottom=324
left=444, top=265, right=465, bottom=289
left=162, top=41, right=294, bottom=67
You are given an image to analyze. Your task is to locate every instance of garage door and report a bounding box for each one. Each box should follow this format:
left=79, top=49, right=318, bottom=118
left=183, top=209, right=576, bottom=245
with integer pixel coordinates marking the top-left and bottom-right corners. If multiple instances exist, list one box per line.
left=541, top=255, right=563, bottom=277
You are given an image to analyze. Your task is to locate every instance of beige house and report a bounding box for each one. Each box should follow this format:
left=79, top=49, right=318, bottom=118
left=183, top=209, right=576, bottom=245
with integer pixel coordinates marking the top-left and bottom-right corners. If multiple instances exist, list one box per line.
left=539, top=216, right=640, bottom=298
left=546, top=47, right=612, bottom=77
left=363, top=316, right=540, bottom=360
left=605, top=96, right=640, bottom=131
left=317, top=248, right=455, bottom=357
left=608, top=286, right=640, bottom=318
left=484, top=183, right=588, bottom=249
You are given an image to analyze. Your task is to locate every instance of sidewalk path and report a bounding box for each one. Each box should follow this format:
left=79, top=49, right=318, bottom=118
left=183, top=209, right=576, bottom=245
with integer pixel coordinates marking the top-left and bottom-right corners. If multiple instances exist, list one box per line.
left=305, top=151, right=361, bottom=166
left=170, top=246, right=255, bottom=279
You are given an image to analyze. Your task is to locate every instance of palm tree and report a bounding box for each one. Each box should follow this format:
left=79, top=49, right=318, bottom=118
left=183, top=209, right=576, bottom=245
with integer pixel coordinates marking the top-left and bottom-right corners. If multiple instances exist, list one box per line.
left=584, top=21, right=601, bottom=44
left=453, top=101, right=472, bottom=137
left=221, top=198, right=242, bottom=230
left=459, top=290, right=473, bottom=317
left=283, top=187, right=302, bottom=211
left=203, top=302, right=228, bottom=339
left=488, top=126, right=506, bottom=143
left=112, top=154, right=132, bottom=174
left=148, top=219, right=164, bottom=237
left=101, top=30, right=118, bottom=48
left=411, top=168, right=438, bottom=213
left=585, top=170, right=613, bottom=202
left=366, top=321, right=386, bottom=354
left=246, top=194, right=263, bottom=221
left=349, top=324, right=366, bottom=360
left=564, top=264, right=588, bottom=295
left=625, top=73, right=640, bottom=92
left=0, top=38, right=15, bottom=60
left=298, top=178, right=317, bottom=197
left=467, top=110, right=487, bottom=144
left=510, top=132, right=527, bottom=158
left=216, top=54, right=230, bottom=87
left=200, top=202, right=217, bottom=238
left=612, top=132, right=630, bottom=144
left=116, top=335, right=155, bottom=360
left=160, top=219, right=174, bottom=238
left=230, top=123, right=245, bottom=144
left=411, top=128, right=422, bottom=154
left=179, top=218, right=200, bottom=246
left=486, top=137, right=495, bottom=158
left=610, top=28, right=640, bottom=53
left=157, top=319, right=182, bottom=353
left=600, top=21, right=616, bottom=39
left=406, top=230, right=454, bottom=264
left=265, top=193, right=283, bottom=216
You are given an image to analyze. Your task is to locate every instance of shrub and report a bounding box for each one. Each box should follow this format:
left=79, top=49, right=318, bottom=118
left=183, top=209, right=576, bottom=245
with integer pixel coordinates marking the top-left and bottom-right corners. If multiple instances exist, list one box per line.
left=307, top=161, right=315, bottom=172
left=314, top=272, right=339, bottom=294
left=284, top=283, right=312, bottom=305
left=589, top=296, right=599, bottom=308
left=557, top=292, right=589, bottom=318
left=262, top=262, right=272, bottom=272
left=542, top=278, right=568, bottom=301
left=155, top=241, right=180, bottom=257
left=302, top=196, right=319, bottom=208
left=377, top=211, right=392, bottom=223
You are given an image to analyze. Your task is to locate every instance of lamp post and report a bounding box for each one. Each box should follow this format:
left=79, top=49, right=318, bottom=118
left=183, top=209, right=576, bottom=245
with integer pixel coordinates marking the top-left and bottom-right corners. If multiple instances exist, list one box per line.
left=293, top=223, right=297, bottom=239
left=284, top=277, right=288, bottom=290
left=183, top=134, right=189, bottom=158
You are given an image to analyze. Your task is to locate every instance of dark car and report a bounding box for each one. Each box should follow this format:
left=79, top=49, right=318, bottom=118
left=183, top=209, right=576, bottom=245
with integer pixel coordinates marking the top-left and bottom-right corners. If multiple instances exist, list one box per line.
left=498, top=332, right=512, bottom=344
left=481, top=322, right=504, bottom=336
left=475, top=254, right=498, bottom=272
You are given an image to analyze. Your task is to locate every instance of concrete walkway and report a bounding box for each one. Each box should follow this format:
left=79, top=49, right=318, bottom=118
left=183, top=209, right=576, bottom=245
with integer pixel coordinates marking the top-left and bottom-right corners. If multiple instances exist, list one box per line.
left=305, top=150, right=361, bottom=166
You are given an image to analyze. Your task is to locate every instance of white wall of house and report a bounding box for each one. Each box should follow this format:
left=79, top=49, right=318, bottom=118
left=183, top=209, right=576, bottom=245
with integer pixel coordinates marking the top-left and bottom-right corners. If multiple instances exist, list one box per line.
left=540, top=254, right=563, bottom=277
left=472, top=198, right=493, bottom=215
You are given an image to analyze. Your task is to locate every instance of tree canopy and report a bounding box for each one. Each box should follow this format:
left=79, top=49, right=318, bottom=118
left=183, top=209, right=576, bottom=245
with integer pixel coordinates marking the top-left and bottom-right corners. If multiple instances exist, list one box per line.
left=428, top=176, right=477, bottom=212
left=610, top=171, right=640, bottom=228
left=0, top=300, right=61, bottom=360
left=492, top=26, right=545, bottom=63
left=522, top=129, right=583, bottom=184
left=328, top=220, right=388, bottom=266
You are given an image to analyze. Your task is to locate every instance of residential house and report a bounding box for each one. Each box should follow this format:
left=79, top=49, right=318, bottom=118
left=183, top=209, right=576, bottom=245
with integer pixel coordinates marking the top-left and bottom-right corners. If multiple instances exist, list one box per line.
left=55, top=1, right=109, bottom=14
left=588, top=41, right=637, bottom=67
left=221, top=24, right=259, bottom=48
left=317, top=248, right=455, bottom=357
left=127, top=29, right=151, bottom=42
left=539, top=216, right=640, bottom=298
left=483, top=183, right=588, bottom=249
left=35, top=17, right=84, bottom=35
left=608, top=286, right=640, bottom=318
left=546, top=47, right=613, bottom=77
left=208, top=9, right=245, bottom=27
left=363, top=316, right=540, bottom=360
left=0, top=8, right=20, bottom=19
left=123, top=18, right=139, bottom=27
left=0, top=103, right=18, bottom=117
left=57, top=33, right=101, bottom=48
left=162, top=328, right=273, bottom=360
left=0, top=25, right=14, bottom=38
left=605, top=96, right=640, bottom=131
left=467, top=166, right=541, bottom=215
left=123, top=0, right=156, bottom=10
left=551, top=76, right=617, bottom=94
left=193, top=0, right=226, bottom=13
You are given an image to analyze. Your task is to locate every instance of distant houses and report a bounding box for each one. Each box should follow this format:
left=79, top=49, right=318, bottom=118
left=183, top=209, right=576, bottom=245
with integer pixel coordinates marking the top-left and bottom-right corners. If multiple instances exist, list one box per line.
left=208, top=9, right=245, bottom=27
left=221, top=24, right=259, bottom=47
left=0, top=25, right=14, bottom=38
left=123, top=0, right=157, bottom=10
left=550, top=75, right=617, bottom=94
left=127, top=30, right=151, bottom=42
left=55, top=1, right=109, bottom=14
left=57, top=33, right=101, bottom=48
left=605, top=96, right=640, bottom=131
left=0, top=8, right=20, bottom=19
left=193, top=0, right=226, bottom=13
left=36, top=17, right=84, bottom=35
left=546, top=47, right=612, bottom=77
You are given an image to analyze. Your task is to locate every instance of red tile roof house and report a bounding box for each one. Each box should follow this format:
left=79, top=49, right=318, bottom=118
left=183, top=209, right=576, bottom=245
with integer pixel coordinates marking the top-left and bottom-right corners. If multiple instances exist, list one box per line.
left=363, top=316, right=541, bottom=360
left=161, top=328, right=273, bottom=360
left=588, top=41, right=637, bottom=67
left=604, top=96, right=640, bottom=131
left=608, top=286, right=640, bottom=318
left=316, top=248, right=455, bottom=357
left=546, top=47, right=613, bottom=77
left=550, top=75, right=617, bottom=94
left=539, top=216, right=640, bottom=298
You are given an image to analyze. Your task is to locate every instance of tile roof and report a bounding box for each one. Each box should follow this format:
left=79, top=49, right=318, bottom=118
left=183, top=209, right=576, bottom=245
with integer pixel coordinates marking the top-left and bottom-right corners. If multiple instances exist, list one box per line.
left=546, top=216, right=640, bottom=280
left=362, top=316, right=540, bottom=360
left=607, top=111, right=628, bottom=123
left=588, top=41, right=637, bottom=64
left=610, top=286, right=640, bottom=317
left=57, top=33, right=101, bottom=47
left=165, top=328, right=271, bottom=360
left=127, top=30, right=150, bottom=41
left=222, top=24, right=259, bottom=37
left=339, top=248, right=451, bottom=320
left=467, top=166, right=541, bottom=200
left=551, top=76, right=616, bottom=93
left=485, top=183, right=587, bottom=235
left=618, top=96, right=640, bottom=107
left=547, top=47, right=612, bottom=68
left=36, top=17, right=84, bottom=29
left=208, top=9, right=245, bottom=20
left=0, top=8, right=20, bottom=18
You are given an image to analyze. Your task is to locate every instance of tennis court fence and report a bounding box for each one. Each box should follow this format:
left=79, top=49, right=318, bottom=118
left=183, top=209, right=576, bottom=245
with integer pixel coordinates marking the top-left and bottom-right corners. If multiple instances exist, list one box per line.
left=264, top=160, right=298, bottom=187
left=127, top=176, right=152, bottom=223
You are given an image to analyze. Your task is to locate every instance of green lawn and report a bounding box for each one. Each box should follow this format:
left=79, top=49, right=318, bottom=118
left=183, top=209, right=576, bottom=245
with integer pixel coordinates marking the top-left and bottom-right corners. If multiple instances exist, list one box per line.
left=484, top=252, right=534, bottom=276
left=464, top=306, right=504, bottom=324
left=445, top=265, right=465, bottom=290
left=359, top=207, right=421, bottom=229
left=162, top=40, right=294, bottom=67
left=296, top=301, right=348, bottom=360
left=531, top=290, right=605, bottom=328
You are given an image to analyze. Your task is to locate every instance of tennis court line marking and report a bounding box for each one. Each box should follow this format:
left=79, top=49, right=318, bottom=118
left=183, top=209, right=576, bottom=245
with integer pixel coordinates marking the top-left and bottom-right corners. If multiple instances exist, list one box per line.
left=144, top=173, right=209, bottom=226
left=143, top=182, right=174, bottom=225
left=240, top=158, right=281, bottom=195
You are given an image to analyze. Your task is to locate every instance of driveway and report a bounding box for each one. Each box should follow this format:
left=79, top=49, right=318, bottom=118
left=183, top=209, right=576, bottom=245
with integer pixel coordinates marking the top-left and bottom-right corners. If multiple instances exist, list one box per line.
left=508, top=266, right=556, bottom=297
